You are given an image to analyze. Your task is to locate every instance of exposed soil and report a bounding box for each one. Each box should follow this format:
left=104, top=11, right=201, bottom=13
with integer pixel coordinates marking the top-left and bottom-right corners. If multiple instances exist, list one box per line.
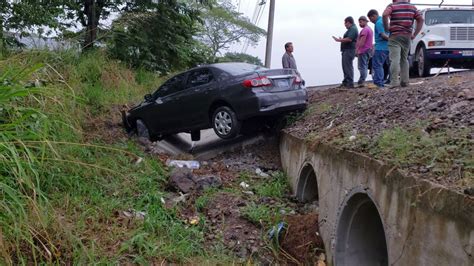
left=83, top=105, right=129, bottom=144
left=281, top=213, right=325, bottom=264
left=204, top=193, right=264, bottom=259
left=190, top=138, right=325, bottom=264
left=287, top=71, right=474, bottom=193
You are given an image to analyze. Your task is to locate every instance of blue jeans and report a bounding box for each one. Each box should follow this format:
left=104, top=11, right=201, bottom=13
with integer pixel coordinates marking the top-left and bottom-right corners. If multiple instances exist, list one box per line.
left=372, top=50, right=389, bottom=87
left=357, top=52, right=370, bottom=84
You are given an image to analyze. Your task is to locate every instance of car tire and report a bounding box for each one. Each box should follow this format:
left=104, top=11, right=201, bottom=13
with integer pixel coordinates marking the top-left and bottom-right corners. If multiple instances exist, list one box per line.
left=136, top=119, right=150, bottom=140
left=212, top=106, right=241, bottom=139
left=416, top=45, right=431, bottom=77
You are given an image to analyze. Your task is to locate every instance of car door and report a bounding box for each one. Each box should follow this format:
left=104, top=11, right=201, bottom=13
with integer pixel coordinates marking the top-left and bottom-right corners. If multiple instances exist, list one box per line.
left=176, top=68, right=218, bottom=128
left=141, top=72, right=187, bottom=134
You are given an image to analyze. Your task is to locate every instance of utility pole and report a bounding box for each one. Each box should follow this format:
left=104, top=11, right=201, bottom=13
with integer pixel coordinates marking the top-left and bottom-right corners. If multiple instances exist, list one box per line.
left=264, top=0, right=275, bottom=68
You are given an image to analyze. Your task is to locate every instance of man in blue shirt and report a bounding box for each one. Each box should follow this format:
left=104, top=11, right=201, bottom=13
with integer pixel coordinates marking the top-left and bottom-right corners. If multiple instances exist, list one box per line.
left=368, top=9, right=389, bottom=88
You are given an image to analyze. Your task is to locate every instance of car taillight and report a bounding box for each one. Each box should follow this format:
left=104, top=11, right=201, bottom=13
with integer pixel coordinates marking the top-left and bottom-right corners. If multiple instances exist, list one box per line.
left=294, top=75, right=302, bottom=84
left=243, top=77, right=272, bottom=88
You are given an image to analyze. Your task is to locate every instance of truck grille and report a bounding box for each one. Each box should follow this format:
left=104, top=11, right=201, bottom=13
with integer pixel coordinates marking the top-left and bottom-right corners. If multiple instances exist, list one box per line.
left=450, top=27, right=474, bottom=41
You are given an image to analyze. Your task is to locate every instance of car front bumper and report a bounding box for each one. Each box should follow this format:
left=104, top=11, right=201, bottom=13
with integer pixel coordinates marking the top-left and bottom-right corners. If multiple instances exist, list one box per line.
left=426, top=48, right=474, bottom=60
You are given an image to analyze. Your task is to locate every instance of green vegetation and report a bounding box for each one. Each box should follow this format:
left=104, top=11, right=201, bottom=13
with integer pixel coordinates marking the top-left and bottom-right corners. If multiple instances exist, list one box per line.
left=332, top=125, right=473, bottom=187
left=241, top=203, right=273, bottom=225
left=0, top=50, right=218, bottom=264
left=371, top=127, right=472, bottom=184
left=255, top=172, right=289, bottom=198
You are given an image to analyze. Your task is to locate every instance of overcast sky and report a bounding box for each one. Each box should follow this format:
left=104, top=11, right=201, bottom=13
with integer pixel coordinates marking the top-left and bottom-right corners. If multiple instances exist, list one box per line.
left=229, top=0, right=473, bottom=86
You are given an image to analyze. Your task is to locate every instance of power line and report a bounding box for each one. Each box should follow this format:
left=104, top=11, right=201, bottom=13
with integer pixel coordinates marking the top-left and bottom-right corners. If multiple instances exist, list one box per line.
left=255, top=0, right=267, bottom=26
left=242, top=0, right=266, bottom=53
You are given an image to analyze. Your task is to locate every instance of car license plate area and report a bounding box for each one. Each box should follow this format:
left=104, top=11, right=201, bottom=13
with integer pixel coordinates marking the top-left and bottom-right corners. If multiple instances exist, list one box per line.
left=462, top=50, right=473, bottom=56
left=272, top=79, right=291, bottom=90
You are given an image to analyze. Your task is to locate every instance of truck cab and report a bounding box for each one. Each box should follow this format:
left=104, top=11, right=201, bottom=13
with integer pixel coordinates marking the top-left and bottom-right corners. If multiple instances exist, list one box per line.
left=410, top=7, right=474, bottom=77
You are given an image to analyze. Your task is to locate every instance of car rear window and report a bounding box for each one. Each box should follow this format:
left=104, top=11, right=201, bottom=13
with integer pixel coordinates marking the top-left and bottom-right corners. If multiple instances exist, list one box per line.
left=215, top=63, right=267, bottom=76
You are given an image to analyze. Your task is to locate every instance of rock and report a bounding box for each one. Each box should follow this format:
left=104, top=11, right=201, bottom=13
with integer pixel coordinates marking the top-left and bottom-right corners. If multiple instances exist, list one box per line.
left=464, top=187, right=474, bottom=196
left=169, top=168, right=221, bottom=193
left=169, top=168, right=195, bottom=193
left=457, top=88, right=474, bottom=100
left=426, top=101, right=445, bottom=111
left=450, top=100, right=470, bottom=111
left=194, top=175, right=222, bottom=190
left=433, top=118, right=443, bottom=124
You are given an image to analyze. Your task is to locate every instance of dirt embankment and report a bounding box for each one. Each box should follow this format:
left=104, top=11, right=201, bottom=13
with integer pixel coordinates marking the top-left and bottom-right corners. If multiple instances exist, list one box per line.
left=287, top=71, right=474, bottom=194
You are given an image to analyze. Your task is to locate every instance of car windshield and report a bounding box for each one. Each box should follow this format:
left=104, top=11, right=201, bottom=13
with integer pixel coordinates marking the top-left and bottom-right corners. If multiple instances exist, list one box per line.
left=215, top=63, right=267, bottom=76
left=425, top=10, right=474, bottom=25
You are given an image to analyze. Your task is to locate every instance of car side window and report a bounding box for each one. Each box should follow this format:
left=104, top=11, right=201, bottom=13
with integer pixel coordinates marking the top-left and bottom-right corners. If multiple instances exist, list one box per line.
left=187, top=69, right=213, bottom=88
left=154, top=73, right=186, bottom=98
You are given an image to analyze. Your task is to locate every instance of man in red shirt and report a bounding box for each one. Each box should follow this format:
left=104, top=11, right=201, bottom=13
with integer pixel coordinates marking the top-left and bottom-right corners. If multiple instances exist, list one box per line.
left=383, top=0, right=424, bottom=88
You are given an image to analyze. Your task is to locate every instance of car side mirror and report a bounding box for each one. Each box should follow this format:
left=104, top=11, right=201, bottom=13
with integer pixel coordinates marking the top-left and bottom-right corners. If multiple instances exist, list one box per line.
left=144, top=94, right=153, bottom=102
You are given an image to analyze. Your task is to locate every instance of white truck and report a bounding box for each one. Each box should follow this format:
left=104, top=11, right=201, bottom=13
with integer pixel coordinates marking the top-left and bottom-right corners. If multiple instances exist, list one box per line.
left=410, top=7, right=474, bottom=77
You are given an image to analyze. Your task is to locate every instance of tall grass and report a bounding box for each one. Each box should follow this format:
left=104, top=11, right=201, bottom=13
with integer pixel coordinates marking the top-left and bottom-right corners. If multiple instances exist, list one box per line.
left=0, top=50, right=209, bottom=264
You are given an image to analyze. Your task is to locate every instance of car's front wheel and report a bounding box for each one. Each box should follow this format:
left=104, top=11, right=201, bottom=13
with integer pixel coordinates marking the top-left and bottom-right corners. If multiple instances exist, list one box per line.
left=212, top=106, right=241, bottom=139
left=416, top=45, right=431, bottom=77
left=136, top=119, right=150, bottom=140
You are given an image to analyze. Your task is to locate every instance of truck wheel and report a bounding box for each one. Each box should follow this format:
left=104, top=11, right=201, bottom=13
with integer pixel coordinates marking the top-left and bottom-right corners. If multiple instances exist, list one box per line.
left=136, top=119, right=150, bottom=140
left=212, top=106, right=241, bottom=139
left=416, top=46, right=432, bottom=77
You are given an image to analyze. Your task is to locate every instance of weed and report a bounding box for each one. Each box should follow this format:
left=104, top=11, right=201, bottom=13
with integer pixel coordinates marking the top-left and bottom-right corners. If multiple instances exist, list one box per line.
left=255, top=172, right=289, bottom=198
left=0, top=50, right=209, bottom=264
left=195, top=187, right=219, bottom=211
left=241, top=203, right=273, bottom=226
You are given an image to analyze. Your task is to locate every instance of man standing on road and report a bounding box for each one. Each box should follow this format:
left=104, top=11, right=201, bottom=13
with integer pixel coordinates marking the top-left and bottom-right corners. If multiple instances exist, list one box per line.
left=282, top=42, right=298, bottom=71
left=383, top=0, right=423, bottom=88
left=333, top=17, right=358, bottom=88
left=356, top=16, right=373, bottom=87
left=368, top=9, right=390, bottom=88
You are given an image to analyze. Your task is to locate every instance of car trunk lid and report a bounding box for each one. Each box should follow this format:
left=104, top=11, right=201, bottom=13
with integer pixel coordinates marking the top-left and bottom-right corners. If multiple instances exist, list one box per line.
left=256, top=69, right=300, bottom=92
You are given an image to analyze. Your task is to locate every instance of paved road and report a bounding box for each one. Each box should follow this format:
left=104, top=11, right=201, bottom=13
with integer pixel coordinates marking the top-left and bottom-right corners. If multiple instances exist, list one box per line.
left=153, top=129, right=265, bottom=160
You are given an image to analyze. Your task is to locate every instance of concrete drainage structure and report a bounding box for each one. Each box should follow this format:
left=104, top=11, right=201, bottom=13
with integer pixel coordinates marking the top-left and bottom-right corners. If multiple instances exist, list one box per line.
left=280, top=132, right=473, bottom=266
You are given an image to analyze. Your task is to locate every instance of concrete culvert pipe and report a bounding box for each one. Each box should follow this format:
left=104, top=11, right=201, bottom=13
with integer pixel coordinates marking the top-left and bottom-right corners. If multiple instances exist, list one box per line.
left=335, top=193, right=388, bottom=266
left=296, top=164, right=319, bottom=202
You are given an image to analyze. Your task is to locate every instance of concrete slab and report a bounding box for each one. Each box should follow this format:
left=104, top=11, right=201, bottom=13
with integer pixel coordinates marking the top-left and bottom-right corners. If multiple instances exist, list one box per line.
left=152, top=129, right=266, bottom=161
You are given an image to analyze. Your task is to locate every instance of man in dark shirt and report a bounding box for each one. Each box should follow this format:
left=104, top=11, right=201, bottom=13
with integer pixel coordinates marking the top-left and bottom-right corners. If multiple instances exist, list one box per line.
left=383, top=0, right=423, bottom=88
left=333, top=16, right=358, bottom=88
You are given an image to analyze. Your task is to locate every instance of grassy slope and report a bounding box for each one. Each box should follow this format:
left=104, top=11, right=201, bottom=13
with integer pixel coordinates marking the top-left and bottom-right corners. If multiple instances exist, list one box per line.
left=0, top=50, right=226, bottom=264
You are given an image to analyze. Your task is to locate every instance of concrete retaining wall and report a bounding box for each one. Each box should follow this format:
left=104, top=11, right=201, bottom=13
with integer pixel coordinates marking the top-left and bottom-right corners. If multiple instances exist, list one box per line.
left=280, top=132, right=474, bottom=266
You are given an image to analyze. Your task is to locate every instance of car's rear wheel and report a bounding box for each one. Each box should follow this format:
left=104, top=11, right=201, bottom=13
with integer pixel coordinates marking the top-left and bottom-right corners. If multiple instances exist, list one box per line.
left=136, top=119, right=150, bottom=140
left=212, top=106, right=241, bottom=139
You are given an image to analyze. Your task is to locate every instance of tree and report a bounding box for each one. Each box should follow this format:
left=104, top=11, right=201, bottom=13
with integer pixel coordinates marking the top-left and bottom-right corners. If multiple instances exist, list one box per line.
left=199, top=0, right=266, bottom=61
left=218, top=52, right=263, bottom=66
left=0, top=0, right=63, bottom=53
left=108, top=0, right=212, bottom=73
left=62, top=0, right=213, bottom=50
